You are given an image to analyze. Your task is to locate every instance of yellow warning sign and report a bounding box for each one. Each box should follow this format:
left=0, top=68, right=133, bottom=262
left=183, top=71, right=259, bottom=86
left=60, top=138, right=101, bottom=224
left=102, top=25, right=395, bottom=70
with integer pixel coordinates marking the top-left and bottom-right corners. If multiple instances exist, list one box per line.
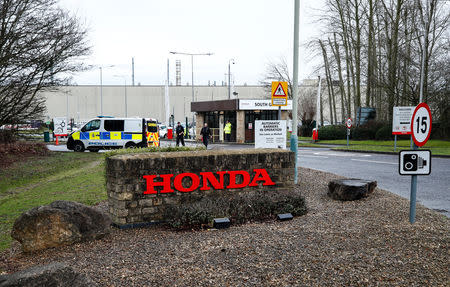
left=271, top=81, right=288, bottom=106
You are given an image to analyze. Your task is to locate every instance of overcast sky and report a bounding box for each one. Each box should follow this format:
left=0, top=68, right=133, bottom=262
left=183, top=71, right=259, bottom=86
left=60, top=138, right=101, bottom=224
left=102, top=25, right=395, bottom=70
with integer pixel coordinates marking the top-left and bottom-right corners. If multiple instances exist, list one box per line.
left=59, top=0, right=325, bottom=86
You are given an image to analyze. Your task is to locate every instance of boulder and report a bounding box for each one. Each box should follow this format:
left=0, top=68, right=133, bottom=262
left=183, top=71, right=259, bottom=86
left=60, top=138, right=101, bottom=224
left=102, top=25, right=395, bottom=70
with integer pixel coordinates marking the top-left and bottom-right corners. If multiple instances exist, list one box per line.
left=328, top=179, right=377, bottom=201
left=0, top=262, right=95, bottom=287
left=11, top=201, right=111, bottom=252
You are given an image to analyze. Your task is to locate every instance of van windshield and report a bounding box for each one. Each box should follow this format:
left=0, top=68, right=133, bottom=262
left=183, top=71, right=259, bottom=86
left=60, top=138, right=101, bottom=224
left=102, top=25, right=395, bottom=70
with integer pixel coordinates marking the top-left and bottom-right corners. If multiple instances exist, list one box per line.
left=81, top=120, right=101, bottom=132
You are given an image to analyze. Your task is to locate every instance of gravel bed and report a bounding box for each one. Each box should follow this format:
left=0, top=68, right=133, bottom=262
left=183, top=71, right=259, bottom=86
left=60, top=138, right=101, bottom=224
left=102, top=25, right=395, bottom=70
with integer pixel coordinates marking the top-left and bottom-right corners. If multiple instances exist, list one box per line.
left=1, top=168, right=448, bottom=286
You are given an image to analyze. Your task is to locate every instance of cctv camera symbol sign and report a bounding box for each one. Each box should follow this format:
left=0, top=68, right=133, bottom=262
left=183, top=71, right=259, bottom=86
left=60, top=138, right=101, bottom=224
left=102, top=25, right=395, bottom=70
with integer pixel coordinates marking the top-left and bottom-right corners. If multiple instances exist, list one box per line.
left=399, top=150, right=431, bottom=175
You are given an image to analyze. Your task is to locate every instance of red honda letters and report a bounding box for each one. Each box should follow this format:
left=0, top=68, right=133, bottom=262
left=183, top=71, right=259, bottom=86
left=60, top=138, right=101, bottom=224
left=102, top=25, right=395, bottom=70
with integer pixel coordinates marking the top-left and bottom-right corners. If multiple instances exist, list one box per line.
left=143, top=169, right=275, bottom=194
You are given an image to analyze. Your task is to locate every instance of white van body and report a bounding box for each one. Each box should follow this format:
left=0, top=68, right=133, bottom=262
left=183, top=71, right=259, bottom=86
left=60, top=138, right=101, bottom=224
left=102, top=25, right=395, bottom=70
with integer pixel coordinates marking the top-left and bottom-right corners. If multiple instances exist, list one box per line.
left=67, top=117, right=145, bottom=152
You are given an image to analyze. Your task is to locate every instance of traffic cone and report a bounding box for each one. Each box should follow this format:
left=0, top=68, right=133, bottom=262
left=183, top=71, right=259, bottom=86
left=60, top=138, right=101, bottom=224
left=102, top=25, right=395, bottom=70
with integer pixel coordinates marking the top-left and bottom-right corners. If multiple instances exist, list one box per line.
left=55, top=136, right=59, bottom=145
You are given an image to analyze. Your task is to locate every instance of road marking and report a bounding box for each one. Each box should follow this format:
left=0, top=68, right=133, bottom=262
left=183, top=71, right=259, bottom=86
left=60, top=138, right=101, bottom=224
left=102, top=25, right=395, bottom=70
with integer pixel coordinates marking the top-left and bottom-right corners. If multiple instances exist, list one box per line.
left=351, top=159, right=397, bottom=165
left=301, top=155, right=329, bottom=159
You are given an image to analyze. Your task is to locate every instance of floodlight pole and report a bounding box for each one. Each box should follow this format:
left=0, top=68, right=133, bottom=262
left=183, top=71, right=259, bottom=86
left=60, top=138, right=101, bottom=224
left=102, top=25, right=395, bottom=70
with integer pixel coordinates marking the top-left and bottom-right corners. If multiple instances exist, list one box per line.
left=169, top=51, right=213, bottom=124
left=290, top=0, right=300, bottom=184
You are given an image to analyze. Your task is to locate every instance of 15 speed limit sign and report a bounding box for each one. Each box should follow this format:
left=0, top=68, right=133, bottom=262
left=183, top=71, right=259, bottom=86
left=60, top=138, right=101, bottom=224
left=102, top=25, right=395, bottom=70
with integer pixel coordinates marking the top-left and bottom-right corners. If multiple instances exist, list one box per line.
left=346, top=118, right=352, bottom=128
left=411, top=103, right=432, bottom=147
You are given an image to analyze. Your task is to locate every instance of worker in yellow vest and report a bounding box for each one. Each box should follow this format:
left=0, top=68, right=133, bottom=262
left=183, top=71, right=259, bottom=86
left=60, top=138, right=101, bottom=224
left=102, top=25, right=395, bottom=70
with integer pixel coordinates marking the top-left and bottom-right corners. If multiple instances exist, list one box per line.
left=224, top=120, right=232, bottom=142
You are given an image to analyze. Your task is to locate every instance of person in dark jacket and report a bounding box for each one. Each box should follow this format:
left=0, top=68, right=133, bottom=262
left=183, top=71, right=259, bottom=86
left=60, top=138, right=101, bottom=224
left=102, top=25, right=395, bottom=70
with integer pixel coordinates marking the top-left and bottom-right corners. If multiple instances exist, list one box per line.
left=175, top=122, right=185, bottom=146
left=200, top=122, right=211, bottom=148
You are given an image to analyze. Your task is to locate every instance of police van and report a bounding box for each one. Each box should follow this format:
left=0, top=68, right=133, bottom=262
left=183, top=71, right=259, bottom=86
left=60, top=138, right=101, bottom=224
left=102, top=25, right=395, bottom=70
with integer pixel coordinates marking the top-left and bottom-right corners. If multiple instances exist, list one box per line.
left=67, top=117, right=157, bottom=152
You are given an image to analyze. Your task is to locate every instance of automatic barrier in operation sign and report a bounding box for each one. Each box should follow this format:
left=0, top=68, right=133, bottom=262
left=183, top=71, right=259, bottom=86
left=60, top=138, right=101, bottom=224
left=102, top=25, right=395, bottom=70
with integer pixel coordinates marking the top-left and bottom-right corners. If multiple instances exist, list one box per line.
left=255, top=120, right=286, bottom=149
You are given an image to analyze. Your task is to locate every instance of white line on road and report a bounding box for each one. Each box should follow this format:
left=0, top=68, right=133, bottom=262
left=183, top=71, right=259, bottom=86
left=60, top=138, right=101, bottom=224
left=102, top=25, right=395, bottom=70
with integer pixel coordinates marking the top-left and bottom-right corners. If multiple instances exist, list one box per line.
left=301, top=155, right=329, bottom=159
left=351, top=159, right=397, bottom=165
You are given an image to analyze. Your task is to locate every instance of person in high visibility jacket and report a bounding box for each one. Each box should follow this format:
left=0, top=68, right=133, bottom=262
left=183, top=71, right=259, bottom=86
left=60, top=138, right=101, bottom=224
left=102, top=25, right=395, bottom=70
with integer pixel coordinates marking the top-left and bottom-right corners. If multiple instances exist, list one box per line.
left=224, top=120, right=232, bottom=142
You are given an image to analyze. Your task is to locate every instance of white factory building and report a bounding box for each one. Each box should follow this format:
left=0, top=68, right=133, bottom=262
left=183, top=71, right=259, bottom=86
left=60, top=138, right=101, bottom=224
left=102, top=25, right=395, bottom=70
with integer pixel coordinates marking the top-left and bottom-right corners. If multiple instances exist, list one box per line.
left=42, top=85, right=267, bottom=124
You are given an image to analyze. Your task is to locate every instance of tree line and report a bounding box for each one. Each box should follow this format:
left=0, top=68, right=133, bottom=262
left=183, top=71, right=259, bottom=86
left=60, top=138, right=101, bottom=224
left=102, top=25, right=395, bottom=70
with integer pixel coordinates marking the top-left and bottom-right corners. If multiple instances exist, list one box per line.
left=310, top=0, right=449, bottom=125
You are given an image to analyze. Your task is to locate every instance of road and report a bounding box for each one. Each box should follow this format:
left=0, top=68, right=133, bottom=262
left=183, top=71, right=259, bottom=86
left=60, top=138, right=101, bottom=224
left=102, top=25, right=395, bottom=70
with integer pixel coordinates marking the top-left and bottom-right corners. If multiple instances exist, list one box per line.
left=47, top=143, right=449, bottom=218
left=298, top=147, right=450, bottom=218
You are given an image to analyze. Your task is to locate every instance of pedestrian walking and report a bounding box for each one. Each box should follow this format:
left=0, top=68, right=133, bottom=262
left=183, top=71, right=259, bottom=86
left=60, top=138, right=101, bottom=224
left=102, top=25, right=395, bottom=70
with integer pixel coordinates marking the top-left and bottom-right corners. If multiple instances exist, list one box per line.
left=200, top=122, right=211, bottom=148
left=175, top=122, right=185, bottom=146
left=224, top=120, right=232, bottom=142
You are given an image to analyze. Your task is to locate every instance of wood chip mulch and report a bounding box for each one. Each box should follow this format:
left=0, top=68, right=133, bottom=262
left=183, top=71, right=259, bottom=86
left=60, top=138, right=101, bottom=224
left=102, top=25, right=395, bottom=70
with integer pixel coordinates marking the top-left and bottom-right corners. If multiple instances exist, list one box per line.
left=0, top=167, right=448, bottom=286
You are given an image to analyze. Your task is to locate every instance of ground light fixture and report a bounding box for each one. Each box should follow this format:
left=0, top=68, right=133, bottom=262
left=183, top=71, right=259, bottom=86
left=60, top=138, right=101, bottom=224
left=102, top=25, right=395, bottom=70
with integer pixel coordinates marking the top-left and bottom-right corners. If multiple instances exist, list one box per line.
left=213, top=218, right=231, bottom=229
left=277, top=213, right=293, bottom=221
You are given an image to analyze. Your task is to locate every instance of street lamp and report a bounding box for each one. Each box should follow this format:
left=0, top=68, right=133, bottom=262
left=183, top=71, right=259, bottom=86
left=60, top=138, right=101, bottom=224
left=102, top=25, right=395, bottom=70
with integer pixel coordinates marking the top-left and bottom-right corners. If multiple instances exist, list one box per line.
left=114, top=75, right=127, bottom=117
left=228, top=59, right=235, bottom=99
left=169, top=51, right=213, bottom=123
left=99, top=65, right=115, bottom=116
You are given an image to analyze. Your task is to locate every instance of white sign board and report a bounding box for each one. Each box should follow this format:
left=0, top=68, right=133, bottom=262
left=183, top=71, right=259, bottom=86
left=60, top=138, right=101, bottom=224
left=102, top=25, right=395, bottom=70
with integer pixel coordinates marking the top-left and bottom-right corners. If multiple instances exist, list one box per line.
left=53, top=117, right=67, bottom=136
left=255, top=120, right=286, bottom=149
left=392, top=106, right=414, bottom=135
left=399, top=150, right=431, bottom=175
left=239, top=100, right=292, bottom=110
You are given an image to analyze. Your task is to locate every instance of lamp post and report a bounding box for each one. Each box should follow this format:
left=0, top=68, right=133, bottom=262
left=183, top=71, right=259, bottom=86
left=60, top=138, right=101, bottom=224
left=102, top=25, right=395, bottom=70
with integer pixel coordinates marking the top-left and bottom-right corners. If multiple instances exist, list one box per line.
left=169, top=51, right=213, bottom=123
left=99, top=65, right=115, bottom=116
left=228, top=59, right=235, bottom=99
left=114, top=75, right=127, bottom=117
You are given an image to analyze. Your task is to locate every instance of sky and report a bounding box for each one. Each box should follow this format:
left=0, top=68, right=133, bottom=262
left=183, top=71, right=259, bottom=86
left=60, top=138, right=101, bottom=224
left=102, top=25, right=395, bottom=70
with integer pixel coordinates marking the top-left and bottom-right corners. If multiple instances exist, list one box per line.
left=59, top=0, right=326, bottom=86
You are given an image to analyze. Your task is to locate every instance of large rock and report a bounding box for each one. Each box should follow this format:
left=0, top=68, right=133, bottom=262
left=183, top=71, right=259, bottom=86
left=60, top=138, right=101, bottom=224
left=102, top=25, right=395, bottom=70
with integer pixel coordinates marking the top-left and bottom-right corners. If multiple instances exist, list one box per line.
left=0, top=262, right=95, bottom=287
left=11, top=201, right=111, bottom=252
left=328, top=179, right=377, bottom=201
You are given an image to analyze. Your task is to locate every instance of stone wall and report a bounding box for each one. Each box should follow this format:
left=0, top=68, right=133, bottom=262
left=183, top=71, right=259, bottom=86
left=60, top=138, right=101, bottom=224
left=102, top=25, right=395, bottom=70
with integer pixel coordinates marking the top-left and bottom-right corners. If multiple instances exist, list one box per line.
left=106, top=149, right=295, bottom=226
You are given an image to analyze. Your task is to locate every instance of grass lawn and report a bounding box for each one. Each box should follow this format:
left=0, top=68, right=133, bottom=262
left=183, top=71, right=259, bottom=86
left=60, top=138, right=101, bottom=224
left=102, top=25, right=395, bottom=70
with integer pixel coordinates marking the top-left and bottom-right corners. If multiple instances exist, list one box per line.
left=0, top=152, right=106, bottom=251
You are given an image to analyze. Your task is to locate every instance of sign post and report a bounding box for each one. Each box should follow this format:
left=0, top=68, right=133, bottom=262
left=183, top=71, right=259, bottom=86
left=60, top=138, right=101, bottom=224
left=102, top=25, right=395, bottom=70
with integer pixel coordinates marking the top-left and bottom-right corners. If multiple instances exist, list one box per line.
left=346, top=118, right=352, bottom=148
left=402, top=103, right=432, bottom=223
left=271, top=81, right=288, bottom=120
left=392, top=107, right=414, bottom=151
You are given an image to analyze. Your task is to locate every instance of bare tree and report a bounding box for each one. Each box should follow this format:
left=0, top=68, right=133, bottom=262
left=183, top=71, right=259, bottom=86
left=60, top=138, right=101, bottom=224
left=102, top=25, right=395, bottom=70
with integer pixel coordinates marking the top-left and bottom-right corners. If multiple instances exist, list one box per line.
left=0, top=0, right=90, bottom=127
left=259, top=57, right=293, bottom=99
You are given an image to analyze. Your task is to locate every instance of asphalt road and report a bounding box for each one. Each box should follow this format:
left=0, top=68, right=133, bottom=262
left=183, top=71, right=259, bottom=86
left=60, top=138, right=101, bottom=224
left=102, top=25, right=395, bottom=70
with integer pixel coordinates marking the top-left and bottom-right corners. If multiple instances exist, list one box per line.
left=298, top=147, right=450, bottom=218
left=47, top=143, right=449, bottom=218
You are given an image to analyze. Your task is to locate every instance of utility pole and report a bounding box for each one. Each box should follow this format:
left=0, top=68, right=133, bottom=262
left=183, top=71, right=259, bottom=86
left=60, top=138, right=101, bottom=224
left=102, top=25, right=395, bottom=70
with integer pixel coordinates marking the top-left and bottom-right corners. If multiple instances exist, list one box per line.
left=169, top=51, right=213, bottom=124
left=290, top=0, right=300, bottom=184
left=132, top=57, right=135, bottom=86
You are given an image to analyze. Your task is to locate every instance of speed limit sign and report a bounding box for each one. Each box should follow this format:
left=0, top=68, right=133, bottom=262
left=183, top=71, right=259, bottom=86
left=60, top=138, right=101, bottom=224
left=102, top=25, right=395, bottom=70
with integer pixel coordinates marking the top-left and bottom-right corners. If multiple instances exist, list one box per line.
left=411, top=103, right=432, bottom=147
left=346, top=118, right=352, bottom=128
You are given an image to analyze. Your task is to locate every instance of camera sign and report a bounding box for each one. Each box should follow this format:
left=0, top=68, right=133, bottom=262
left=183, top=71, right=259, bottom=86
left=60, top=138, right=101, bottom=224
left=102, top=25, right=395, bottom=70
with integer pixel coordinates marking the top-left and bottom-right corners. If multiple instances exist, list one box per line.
left=399, top=150, right=431, bottom=175
left=411, top=103, right=432, bottom=147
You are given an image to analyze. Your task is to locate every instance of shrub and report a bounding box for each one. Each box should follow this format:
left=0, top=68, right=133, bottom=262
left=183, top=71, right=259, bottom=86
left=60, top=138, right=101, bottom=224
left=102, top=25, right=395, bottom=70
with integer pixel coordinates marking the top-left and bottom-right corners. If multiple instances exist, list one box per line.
left=352, top=121, right=385, bottom=140
left=317, top=125, right=347, bottom=140
left=300, top=119, right=314, bottom=137
left=163, top=190, right=307, bottom=229
left=375, top=125, right=393, bottom=140
left=0, top=130, right=16, bottom=143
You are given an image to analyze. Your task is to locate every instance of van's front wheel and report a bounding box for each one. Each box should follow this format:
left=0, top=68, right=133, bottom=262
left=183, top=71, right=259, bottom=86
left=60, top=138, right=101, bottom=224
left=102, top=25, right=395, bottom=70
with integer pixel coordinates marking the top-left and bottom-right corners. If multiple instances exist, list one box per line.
left=73, top=141, right=85, bottom=152
left=125, top=142, right=136, bottom=149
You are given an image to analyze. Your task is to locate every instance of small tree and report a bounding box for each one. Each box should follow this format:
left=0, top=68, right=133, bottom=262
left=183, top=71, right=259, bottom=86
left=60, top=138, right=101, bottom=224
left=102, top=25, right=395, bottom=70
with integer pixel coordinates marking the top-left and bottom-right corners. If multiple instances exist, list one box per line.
left=0, top=0, right=90, bottom=127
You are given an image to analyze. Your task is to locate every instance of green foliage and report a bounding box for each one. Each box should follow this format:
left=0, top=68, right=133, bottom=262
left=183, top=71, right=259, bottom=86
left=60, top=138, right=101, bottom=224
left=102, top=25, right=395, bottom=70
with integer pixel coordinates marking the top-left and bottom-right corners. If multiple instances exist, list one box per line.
left=352, top=121, right=385, bottom=140
left=300, top=119, right=315, bottom=137
left=164, top=190, right=307, bottom=229
left=104, top=146, right=205, bottom=158
left=375, top=125, right=393, bottom=140
left=317, top=125, right=347, bottom=140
